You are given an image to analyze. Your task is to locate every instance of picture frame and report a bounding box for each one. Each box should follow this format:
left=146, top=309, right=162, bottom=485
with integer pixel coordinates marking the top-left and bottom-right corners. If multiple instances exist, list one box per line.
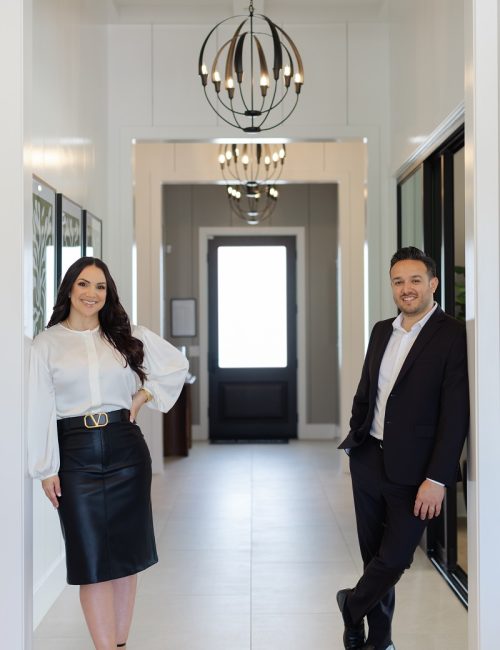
left=171, top=298, right=197, bottom=337
left=83, top=210, right=103, bottom=258
left=56, top=194, right=83, bottom=285
left=32, top=176, right=57, bottom=336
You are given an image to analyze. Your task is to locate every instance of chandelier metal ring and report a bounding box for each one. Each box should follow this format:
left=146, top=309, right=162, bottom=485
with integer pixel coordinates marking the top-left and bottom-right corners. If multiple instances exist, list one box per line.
left=198, top=2, right=304, bottom=133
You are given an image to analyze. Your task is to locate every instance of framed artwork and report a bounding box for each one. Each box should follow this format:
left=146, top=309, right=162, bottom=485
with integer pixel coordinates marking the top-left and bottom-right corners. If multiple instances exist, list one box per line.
left=32, top=176, right=57, bottom=336
left=83, top=210, right=103, bottom=258
left=56, top=194, right=83, bottom=284
left=171, top=298, right=197, bottom=337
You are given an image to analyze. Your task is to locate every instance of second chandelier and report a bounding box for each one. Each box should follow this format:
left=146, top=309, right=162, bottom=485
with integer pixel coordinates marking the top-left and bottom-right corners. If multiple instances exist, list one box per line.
left=219, top=142, right=286, bottom=225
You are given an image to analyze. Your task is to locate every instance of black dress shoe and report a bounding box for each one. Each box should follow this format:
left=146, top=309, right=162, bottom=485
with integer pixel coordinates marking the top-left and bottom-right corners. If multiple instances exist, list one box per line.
left=336, top=589, right=366, bottom=649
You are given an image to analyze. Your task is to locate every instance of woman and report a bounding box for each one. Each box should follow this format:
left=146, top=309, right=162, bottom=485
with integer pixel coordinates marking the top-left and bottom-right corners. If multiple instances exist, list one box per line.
left=28, top=257, right=188, bottom=650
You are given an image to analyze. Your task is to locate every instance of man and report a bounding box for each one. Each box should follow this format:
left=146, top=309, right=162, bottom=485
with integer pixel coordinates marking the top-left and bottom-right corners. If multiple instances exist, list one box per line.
left=337, top=247, right=469, bottom=650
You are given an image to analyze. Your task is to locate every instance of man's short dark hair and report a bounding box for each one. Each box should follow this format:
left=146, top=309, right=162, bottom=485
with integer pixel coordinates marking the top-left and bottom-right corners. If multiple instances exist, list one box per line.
left=390, top=246, right=437, bottom=278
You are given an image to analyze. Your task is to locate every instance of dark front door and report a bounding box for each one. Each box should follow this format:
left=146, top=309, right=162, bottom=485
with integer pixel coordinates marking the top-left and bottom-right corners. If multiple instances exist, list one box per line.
left=208, top=235, right=297, bottom=441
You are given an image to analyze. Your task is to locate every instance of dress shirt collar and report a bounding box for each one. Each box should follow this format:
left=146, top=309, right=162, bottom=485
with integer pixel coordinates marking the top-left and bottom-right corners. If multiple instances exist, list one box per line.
left=392, top=301, right=438, bottom=334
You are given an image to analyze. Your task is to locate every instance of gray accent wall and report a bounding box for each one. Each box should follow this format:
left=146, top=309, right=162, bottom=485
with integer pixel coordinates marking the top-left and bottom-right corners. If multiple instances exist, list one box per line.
left=162, top=183, right=339, bottom=427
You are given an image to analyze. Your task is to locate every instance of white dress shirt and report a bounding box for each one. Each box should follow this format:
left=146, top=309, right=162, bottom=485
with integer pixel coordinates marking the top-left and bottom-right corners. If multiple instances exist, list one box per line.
left=370, top=302, right=438, bottom=441
left=28, top=323, right=189, bottom=480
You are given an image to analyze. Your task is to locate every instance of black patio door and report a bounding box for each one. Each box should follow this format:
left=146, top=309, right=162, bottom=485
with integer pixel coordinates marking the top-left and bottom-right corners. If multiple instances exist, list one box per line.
left=208, top=235, right=297, bottom=441
left=397, top=125, right=468, bottom=606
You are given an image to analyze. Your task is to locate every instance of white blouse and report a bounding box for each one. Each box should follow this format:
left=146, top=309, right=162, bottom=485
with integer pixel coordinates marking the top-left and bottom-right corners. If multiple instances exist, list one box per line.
left=28, top=323, right=189, bottom=480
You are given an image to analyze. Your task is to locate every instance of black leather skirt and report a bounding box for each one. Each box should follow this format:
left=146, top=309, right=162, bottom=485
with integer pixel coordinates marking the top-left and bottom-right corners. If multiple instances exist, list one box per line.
left=57, top=413, right=158, bottom=585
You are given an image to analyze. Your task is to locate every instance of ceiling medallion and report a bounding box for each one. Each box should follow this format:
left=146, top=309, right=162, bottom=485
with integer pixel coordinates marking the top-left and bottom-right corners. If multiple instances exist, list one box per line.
left=198, top=1, right=304, bottom=132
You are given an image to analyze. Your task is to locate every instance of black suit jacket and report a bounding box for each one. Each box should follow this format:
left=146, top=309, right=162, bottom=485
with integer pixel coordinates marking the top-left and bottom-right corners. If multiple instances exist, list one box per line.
left=339, top=306, right=469, bottom=486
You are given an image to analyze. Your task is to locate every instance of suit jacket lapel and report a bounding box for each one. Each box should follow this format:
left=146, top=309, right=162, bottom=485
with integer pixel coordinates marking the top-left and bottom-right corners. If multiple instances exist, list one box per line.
left=392, top=307, right=446, bottom=389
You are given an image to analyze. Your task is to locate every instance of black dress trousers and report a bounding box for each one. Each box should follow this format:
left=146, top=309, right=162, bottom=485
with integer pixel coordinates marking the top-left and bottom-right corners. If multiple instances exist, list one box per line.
left=57, top=418, right=158, bottom=585
left=348, top=436, right=428, bottom=649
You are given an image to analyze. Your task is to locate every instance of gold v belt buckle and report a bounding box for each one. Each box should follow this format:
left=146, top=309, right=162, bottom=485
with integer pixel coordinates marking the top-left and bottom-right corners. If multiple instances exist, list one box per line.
left=84, top=412, right=109, bottom=429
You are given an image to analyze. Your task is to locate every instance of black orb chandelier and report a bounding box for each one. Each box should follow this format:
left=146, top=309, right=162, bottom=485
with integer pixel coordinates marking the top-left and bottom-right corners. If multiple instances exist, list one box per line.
left=218, top=142, right=286, bottom=225
left=198, top=1, right=304, bottom=132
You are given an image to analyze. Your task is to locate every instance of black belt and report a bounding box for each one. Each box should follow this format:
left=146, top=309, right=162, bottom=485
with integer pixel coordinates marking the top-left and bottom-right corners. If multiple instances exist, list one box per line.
left=368, top=435, right=383, bottom=450
left=57, top=409, right=130, bottom=433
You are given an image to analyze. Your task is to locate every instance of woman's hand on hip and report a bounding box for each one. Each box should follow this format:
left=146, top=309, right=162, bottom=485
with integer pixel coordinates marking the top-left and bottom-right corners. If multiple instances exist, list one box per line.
left=130, top=389, right=150, bottom=422
left=42, top=475, right=61, bottom=508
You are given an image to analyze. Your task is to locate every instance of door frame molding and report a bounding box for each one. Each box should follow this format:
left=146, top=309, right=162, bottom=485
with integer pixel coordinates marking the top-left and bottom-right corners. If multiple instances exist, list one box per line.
left=131, top=142, right=367, bottom=451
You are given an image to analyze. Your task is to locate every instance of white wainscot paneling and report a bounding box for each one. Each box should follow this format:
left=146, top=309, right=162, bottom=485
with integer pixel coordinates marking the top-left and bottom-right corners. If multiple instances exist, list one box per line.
left=32, top=1, right=108, bottom=210
left=347, top=22, right=389, bottom=126
left=389, top=0, right=464, bottom=170
left=32, top=487, right=65, bottom=628
left=282, top=23, right=347, bottom=128
left=108, top=24, right=153, bottom=127
left=153, top=25, right=218, bottom=127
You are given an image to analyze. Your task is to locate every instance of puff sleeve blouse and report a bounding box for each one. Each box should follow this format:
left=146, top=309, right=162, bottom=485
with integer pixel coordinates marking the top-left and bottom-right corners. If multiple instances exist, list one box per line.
left=28, top=323, right=189, bottom=480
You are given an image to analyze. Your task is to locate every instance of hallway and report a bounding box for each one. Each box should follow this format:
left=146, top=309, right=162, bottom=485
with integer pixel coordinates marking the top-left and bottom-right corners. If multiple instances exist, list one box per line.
left=33, top=442, right=467, bottom=650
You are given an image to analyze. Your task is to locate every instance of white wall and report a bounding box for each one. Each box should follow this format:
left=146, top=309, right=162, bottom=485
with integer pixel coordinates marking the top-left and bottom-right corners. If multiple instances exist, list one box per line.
left=32, top=0, right=108, bottom=211
left=464, top=2, right=500, bottom=648
left=1, top=2, right=32, bottom=647
left=31, top=0, right=109, bottom=628
left=388, top=0, right=464, bottom=172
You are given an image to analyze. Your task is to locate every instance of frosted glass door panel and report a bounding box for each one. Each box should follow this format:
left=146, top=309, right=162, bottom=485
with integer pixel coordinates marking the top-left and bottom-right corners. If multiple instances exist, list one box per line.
left=218, top=246, right=287, bottom=368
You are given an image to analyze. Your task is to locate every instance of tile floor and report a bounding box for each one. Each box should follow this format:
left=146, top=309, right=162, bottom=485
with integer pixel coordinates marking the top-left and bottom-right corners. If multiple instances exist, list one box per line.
left=34, top=442, right=467, bottom=650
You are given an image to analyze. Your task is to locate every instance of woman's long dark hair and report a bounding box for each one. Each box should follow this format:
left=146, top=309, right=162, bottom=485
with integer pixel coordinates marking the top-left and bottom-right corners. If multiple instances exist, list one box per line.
left=47, top=257, right=147, bottom=383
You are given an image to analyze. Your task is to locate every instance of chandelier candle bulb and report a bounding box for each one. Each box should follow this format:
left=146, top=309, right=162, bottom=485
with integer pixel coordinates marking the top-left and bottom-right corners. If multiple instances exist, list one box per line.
left=212, top=69, right=221, bottom=92
left=201, top=63, right=208, bottom=85
left=226, top=77, right=235, bottom=99
left=260, top=74, right=270, bottom=96
left=294, top=72, right=303, bottom=93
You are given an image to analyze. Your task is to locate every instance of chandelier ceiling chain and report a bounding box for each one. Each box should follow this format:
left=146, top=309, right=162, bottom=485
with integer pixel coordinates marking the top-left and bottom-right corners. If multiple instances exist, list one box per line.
left=198, top=3, right=304, bottom=132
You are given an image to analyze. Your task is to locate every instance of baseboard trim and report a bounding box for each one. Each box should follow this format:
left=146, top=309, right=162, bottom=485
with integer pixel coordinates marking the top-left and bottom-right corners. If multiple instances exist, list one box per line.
left=33, top=553, right=67, bottom=629
left=299, top=424, right=340, bottom=440
left=192, top=424, right=340, bottom=442
left=192, top=424, right=207, bottom=441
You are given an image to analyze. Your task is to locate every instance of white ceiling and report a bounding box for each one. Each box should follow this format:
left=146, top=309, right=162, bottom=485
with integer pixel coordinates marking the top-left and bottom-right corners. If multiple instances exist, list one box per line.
left=110, top=0, right=388, bottom=24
